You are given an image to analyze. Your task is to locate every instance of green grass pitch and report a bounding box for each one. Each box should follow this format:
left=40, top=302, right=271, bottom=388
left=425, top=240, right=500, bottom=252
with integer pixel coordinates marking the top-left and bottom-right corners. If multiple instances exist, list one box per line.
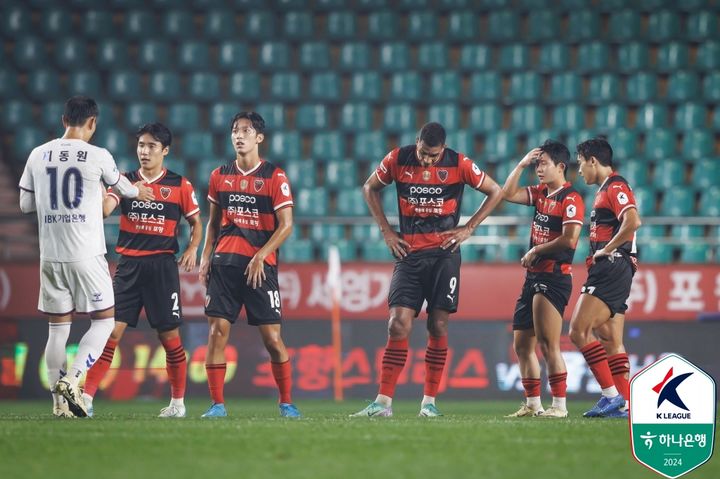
left=0, top=400, right=716, bottom=479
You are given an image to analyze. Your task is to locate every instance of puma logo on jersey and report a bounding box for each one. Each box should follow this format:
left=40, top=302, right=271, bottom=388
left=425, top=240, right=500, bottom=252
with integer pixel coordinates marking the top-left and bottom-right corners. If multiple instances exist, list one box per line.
left=225, top=179, right=234, bottom=186
left=404, top=171, right=413, bottom=178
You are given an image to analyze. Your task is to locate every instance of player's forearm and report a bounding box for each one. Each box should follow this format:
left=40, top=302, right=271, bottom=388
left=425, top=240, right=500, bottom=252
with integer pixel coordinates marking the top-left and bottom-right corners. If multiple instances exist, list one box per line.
left=602, top=214, right=642, bottom=253
left=187, top=216, right=203, bottom=251
left=465, top=183, right=503, bottom=231
left=363, top=184, right=393, bottom=234
left=19, top=190, right=36, bottom=213
left=256, top=221, right=292, bottom=261
left=501, top=164, right=525, bottom=199
left=200, top=219, right=219, bottom=263
left=112, top=175, right=139, bottom=198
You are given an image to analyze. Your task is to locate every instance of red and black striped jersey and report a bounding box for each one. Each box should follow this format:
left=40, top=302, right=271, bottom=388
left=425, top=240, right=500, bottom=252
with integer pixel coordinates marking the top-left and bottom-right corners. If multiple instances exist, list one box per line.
left=108, top=169, right=200, bottom=257
left=375, top=145, right=486, bottom=251
left=524, top=182, right=585, bottom=274
left=208, top=160, right=293, bottom=266
left=589, top=172, right=638, bottom=259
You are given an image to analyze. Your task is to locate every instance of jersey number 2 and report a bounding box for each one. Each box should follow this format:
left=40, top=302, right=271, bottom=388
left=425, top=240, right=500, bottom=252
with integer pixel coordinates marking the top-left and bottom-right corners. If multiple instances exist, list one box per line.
left=46, top=167, right=83, bottom=210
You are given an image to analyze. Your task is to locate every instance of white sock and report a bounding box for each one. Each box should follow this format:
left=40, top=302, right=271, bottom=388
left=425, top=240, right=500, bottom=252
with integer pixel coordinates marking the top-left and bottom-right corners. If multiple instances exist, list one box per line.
left=170, top=397, right=184, bottom=407
left=601, top=386, right=619, bottom=398
left=421, top=395, right=435, bottom=407
left=526, top=396, right=542, bottom=410
left=375, top=394, right=392, bottom=407
left=67, top=318, right=114, bottom=385
left=82, top=392, right=93, bottom=406
left=46, top=322, right=71, bottom=392
left=552, top=396, right=567, bottom=410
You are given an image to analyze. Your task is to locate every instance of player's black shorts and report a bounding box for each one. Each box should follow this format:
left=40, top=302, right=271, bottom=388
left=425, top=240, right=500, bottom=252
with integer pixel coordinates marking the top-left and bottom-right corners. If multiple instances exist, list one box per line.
left=114, top=254, right=182, bottom=332
left=582, top=254, right=635, bottom=316
left=205, top=260, right=282, bottom=326
left=388, top=248, right=461, bottom=316
left=513, top=272, right=573, bottom=331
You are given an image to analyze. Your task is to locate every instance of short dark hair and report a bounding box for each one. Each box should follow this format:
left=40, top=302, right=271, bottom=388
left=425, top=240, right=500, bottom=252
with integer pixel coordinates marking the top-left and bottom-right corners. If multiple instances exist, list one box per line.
left=230, top=111, right=265, bottom=134
left=63, top=96, right=99, bottom=127
left=418, top=122, right=446, bottom=147
left=539, top=139, right=571, bottom=172
left=576, top=138, right=613, bottom=167
left=135, top=122, right=172, bottom=148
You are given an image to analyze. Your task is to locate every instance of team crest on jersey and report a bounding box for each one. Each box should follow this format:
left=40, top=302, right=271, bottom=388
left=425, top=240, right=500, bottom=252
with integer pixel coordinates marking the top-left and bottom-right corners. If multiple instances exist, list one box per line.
left=160, top=187, right=171, bottom=200
left=422, top=170, right=431, bottom=181
left=240, top=179, right=249, bottom=190
left=254, top=179, right=264, bottom=192
left=437, top=169, right=448, bottom=182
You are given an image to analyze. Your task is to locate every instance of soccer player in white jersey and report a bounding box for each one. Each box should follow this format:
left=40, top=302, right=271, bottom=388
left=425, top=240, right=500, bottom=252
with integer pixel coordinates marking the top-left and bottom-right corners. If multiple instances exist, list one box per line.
left=18, top=96, right=154, bottom=417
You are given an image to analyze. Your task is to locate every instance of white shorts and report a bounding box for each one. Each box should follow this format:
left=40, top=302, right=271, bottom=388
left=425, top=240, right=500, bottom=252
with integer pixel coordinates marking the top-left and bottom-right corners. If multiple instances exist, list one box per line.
left=38, top=255, right=115, bottom=315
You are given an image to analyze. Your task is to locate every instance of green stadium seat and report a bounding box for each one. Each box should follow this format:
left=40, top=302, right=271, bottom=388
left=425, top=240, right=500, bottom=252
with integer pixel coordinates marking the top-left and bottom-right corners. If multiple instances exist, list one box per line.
left=340, top=103, right=373, bottom=132
left=641, top=243, right=673, bottom=263
left=577, top=42, right=609, bottom=73
left=459, top=243, right=481, bottom=262
left=461, top=187, right=486, bottom=216
left=565, top=129, right=597, bottom=154
left=245, top=11, right=275, bottom=40
left=680, top=244, right=711, bottom=264
left=68, top=70, right=102, bottom=98
left=326, top=11, right=355, bottom=40
left=437, top=0, right=472, bottom=10
left=26, top=69, right=61, bottom=101
left=644, top=129, right=676, bottom=159
left=13, top=37, right=47, bottom=71
left=205, top=9, right=236, bottom=39
left=536, top=42, right=569, bottom=73
left=548, top=73, right=582, bottom=104
left=316, top=0, right=348, bottom=8
left=360, top=241, right=394, bottom=262
left=660, top=187, right=696, bottom=216
left=396, top=0, right=431, bottom=10
left=351, top=224, right=383, bottom=242
left=11, top=128, right=45, bottom=161
left=398, top=132, right=417, bottom=147
left=178, top=41, right=210, bottom=71
left=269, top=131, right=301, bottom=159
left=508, top=73, right=541, bottom=104
left=674, top=103, right=706, bottom=131
left=656, top=42, right=689, bottom=72
left=83, top=10, right=114, bottom=39
left=94, top=128, right=129, bottom=157
left=594, top=104, right=627, bottom=131
left=299, top=42, right=330, bottom=71
left=354, top=131, right=387, bottom=161
left=324, top=160, right=357, bottom=190
left=317, top=239, right=358, bottom=261
left=163, top=158, right=187, bottom=177
left=384, top=104, right=416, bottom=134
left=348, top=71, right=382, bottom=102
left=635, top=104, right=668, bottom=130
left=682, top=131, right=713, bottom=161
left=654, top=159, right=686, bottom=188
left=574, top=240, right=590, bottom=263
left=379, top=43, right=410, bottom=71
left=635, top=0, right=667, bottom=11
left=511, top=105, right=544, bottom=133
left=137, top=40, right=172, bottom=71
left=297, top=104, right=329, bottom=132
left=167, top=104, right=200, bottom=133
left=407, top=12, right=438, bottom=40
left=703, top=72, right=720, bottom=102
left=607, top=129, right=638, bottom=160
left=97, top=39, right=129, bottom=70
left=608, top=9, right=640, bottom=42
left=712, top=109, right=720, bottom=131
left=698, top=187, right=720, bottom=216
left=54, top=38, right=87, bottom=71
left=666, top=72, right=699, bottom=103
left=469, top=72, right=501, bottom=102
left=429, top=72, right=460, bottom=101
left=1, top=7, right=30, bottom=39
left=125, top=102, right=158, bottom=130
left=687, top=10, right=716, bottom=42
left=193, top=159, right=220, bottom=188
left=552, top=105, right=585, bottom=132
left=188, top=73, right=220, bottom=102
left=367, top=11, right=397, bottom=42
left=259, top=42, right=290, bottom=71
left=281, top=240, right=315, bottom=262
left=309, top=224, right=345, bottom=243
left=124, top=10, right=154, bottom=39
left=632, top=186, right=658, bottom=216
left=672, top=224, right=705, bottom=239
left=566, top=10, right=600, bottom=43
left=2, top=100, right=32, bottom=131
left=428, top=105, right=461, bottom=131
left=525, top=129, right=560, bottom=150
left=149, top=72, right=181, bottom=102
left=469, top=105, right=502, bottom=133
left=587, top=74, right=620, bottom=106
left=309, top=72, right=341, bottom=102
left=488, top=10, right=518, bottom=43
left=311, top=131, right=345, bottom=160
left=181, top=132, right=214, bottom=158
left=336, top=190, right=367, bottom=217
left=281, top=159, right=316, bottom=190
left=625, top=73, right=657, bottom=105
left=616, top=42, right=649, bottom=74
left=382, top=188, right=398, bottom=216
left=646, top=10, right=679, bottom=43
left=269, top=73, right=300, bottom=102
left=691, top=159, right=720, bottom=188
left=483, top=131, right=517, bottom=162
left=636, top=224, right=665, bottom=240
left=40, top=102, right=65, bottom=131
left=283, top=11, right=312, bottom=39
left=447, top=11, right=475, bottom=43
left=459, top=45, right=491, bottom=71
left=418, top=42, right=448, bottom=71
left=294, top=188, right=328, bottom=217
left=446, top=131, right=474, bottom=156
left=696, top=41, right=720, bottom=72
left=339, top=42, right=370, bottom=72
left=229, top=72, right=260, bottom=102
left=527, top=10, right=557, bottom=43
left=498, top=44, right=529, bottom=72
left=255, top=103, right=286, bottom=130
left=619, top=158, right=648, bottom=186
left=274, top=0, right=306, bottom=8
left=218, top=41, right=249, bottom=72
left=498, top=244, right=525, bottom=262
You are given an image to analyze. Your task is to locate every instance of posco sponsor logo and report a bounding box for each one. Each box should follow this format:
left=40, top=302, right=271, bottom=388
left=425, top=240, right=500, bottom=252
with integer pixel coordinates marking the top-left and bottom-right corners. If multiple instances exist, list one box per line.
left=229, top=194, right=257, bottom=204
left=535, top=212, right=549, bottom=222
left=409, top=186, right=442, bottom=195
left=131, top=201, right=164, bottom=210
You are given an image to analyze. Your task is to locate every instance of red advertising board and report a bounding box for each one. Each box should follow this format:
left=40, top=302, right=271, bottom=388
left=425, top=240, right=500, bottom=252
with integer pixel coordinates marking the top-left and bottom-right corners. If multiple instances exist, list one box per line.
left=0, top=262, right=718, bottom=320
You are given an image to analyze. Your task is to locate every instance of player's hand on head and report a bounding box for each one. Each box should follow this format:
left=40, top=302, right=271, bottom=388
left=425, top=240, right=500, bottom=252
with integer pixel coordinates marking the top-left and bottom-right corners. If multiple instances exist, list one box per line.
left=519, top=147, right=542, bottom=168
left=135, top=182, right=155, bottom=202
left=244, top=254, right=266, bottom=289
left=382, top=230, right=410, bottom=258
left=439, top=226, right=471, bottom=252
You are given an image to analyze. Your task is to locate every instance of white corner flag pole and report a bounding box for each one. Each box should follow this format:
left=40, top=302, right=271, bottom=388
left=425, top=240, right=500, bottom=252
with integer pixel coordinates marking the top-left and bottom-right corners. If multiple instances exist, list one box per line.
left=327, top=245, right=343, bottom=402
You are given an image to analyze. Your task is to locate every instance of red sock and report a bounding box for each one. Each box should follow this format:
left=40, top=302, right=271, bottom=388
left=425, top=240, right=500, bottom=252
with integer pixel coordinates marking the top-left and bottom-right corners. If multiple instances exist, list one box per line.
left=580, top=341, right=615, bottom=389
left=608, top=353, right=630, bottom=399
left=271, top=360, right=292, bottom=404
left=162, top=336, right=187, bottom=399
left=206, top=363, right=226, bottom=404
left=521, top=377, right=541, bottom=397
left=548, top=372, right=568, bottom=398
left=379, top=338, right=408, bottom=398
left=83, top=339, right=117, bottom=397
left=424, top=335, right=448, bottom=397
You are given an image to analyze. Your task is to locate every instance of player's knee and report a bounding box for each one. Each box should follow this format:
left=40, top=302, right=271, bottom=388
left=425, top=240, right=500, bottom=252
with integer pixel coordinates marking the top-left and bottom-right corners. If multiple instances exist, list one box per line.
left=513, top=339, right=533, bottom=359
left=568, top=326, right=588, bottom=347
left=262, top=335, right=284, bottom=356
left=387, top=318, right=410, bottom=339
